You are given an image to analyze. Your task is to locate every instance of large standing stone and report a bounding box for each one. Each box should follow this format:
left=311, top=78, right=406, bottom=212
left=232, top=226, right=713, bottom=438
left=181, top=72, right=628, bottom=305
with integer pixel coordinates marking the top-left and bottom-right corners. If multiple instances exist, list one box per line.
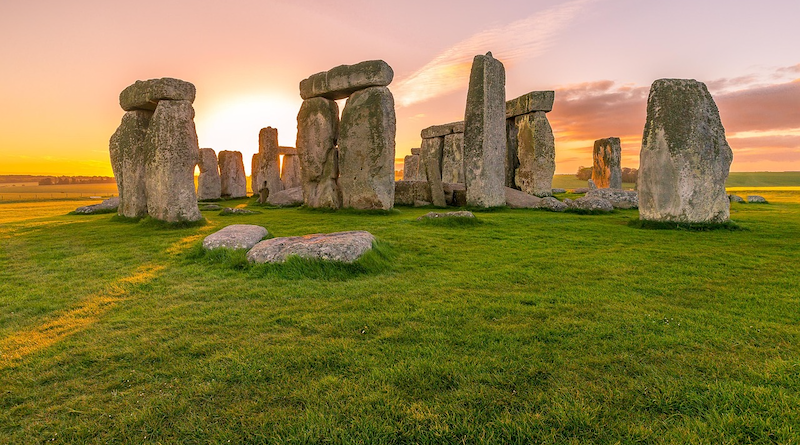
left=300, top=60, right=394, bottom=100
left=464, top=52, right=506, bottom=208
left=505, top=118, right=519, bottom=188
left=197, top=148, right=221, bottom=200
left=144, top=100, right=202, bottom=222
left=592, top=137, right=622, bottom=189
left=638, top=79, right=733, bottom=223
left=109, top=110, right=151, bottom=218
left=421, top=137, right=446, bottom=207
left=218, top=150, right=247, bottom=198
left=442, top=132, right=465, bottom=184
left=338, top=86, right=396, bottom=210
left=402, top=155, right=421, bottom=181
left=251, top=153, right=262, bottom=195
left=514, top=111, right=555, bottom=197
left=296, top=97, right=341, bottom=209
left=281, top=154, right=302, bottom=189
left=119, top=78, right=196, bottom=112
left=257, top=127, right=284, bottom=198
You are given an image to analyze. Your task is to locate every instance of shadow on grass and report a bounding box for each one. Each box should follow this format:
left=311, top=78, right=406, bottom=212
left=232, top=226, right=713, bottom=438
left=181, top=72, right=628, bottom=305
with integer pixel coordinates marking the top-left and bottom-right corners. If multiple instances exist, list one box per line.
left=138, top=216, right=208, bottom=230
left=185, top=241, right=395, bottom=280
left=564, top=208, right=616, bottom=216
left=296, top=206, right=401, bottom=216
left=628, top=219, right=745, bottom=231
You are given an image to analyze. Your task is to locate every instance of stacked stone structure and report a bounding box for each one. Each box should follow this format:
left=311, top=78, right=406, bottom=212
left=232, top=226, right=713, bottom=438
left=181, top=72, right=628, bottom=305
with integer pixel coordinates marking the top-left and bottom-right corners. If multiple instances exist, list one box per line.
left=638, top=79, right=733, bottom=223
left=505, top=91, right=556, bottom=197
left=218, top=150, right=247, bottom=198
left=592, top=137, right=622, bottom=189
left=197, top=148, right=221, bottom=200
left=416, top=121, right=465, bottom=207
left=109, top=77, right=201, bottom=222
left=296, top=60, right=396, bottom=210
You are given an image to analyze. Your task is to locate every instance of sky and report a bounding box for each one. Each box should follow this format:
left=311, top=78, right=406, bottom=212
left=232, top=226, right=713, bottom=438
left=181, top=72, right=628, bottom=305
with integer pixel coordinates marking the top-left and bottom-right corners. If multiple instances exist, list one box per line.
left=0, top=0, right=798, bottom=176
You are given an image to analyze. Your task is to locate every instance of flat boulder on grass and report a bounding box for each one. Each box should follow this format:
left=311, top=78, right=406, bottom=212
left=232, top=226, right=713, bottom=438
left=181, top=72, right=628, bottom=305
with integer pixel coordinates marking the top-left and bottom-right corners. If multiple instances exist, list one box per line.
left=267, top=187, right=304, bottom=207
left=203, top=224, right=268, bottom=250
left=585, top=189, right=639, bottom=209
left=247, top=231, right=375, bottom=264
left=505, top=186, right=542, bottom=208
left=566, top=196, right=614, bottom=213
left=728, top=194, right=745, bottom=203
left=552, top=188, right=567, bottom=194
left=537, top=196, right=568, bottom=212
left=417, top=211, right=475, bottom=220
left=748, top=195, right=768, bottom=203
left=220, top=207, right=261, bottom=215
left=74, top=197, right=120, bottom=214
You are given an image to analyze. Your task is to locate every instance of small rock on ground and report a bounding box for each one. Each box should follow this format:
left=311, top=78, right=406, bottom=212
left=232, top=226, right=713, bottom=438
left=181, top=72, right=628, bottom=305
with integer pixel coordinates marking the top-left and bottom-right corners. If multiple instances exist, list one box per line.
left=417, top=211, right=475, bottom=220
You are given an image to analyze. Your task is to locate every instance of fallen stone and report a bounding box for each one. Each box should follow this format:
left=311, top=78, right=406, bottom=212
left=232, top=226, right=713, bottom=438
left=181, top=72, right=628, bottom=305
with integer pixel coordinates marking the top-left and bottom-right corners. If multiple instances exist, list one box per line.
left=417, top=211, right=475, bottom=220
left=420, top=121, right=464, bottom=139
left=300, top=60, right=394, bottom=100
left=638, top=79, right=733, bottom=223
left=592, top=137, right=622, bottom=189
left=197, top=148, right=221, bottom=200
left=394, top=180, right=432, bottom=205
left=199, top=204, right=222, bottom=211
left=573, top=188, right=590, bottom=194
left=247, top=231, right=375, bottom=263
left=421, top=136, right=446, bottom=207
left=119, top=78, right=196, bottom=111
left=506, top=91, right=555, bottom=118
left=513, top=111, right=555, bottom=197
left=267, top=186, right=304, bottom=207
left=74, top=197, right=120, bottom=214
left=537, top=196, right=568, bottom=212
left=464, top=52, right=506, bottom=208
left=441, top=132, right=465, bottom=184
left=747, top=195, right=767, bottom=203
left=257, top=127, right=284, bottom=198
left=505, top=186, right=542, bottom=209
left=296, top=97, right=341, bottom=209
left=144, top=100, right=202, bottom=223
left=220, top=207, right=260, bottom=215
left=338, top=86, right=396, bottom=210
left=552, top=188, right=567, bottom=194
left=568, top=196, right=614, bottom=213
left=414, top=200, right=431, bottom=207
left=728, top=194, right=744, bottom=203
left=109, top=109, right=151, bottom=218
left=203, top=224, right=268, bottom=250
left=585, top=189, right=638, bottom=209
left=218, top=150, right=248, bottom=198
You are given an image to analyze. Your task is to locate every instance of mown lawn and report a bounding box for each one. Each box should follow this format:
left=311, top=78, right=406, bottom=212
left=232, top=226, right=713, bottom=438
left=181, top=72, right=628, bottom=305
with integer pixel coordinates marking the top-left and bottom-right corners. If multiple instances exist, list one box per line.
left=1, top=193, right=799, bottom=444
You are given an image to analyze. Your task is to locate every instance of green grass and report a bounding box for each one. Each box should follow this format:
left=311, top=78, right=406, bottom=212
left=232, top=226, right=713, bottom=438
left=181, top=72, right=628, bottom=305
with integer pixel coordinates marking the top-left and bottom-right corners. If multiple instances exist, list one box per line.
left=1, top=192, right=800, bottom=443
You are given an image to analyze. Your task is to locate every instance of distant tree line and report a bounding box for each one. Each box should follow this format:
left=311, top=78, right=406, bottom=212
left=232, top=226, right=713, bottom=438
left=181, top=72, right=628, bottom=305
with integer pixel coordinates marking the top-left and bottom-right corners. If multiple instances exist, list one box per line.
left=576, top=166, right=638, bottom=183
left=38, top=176, right=116, bottom=185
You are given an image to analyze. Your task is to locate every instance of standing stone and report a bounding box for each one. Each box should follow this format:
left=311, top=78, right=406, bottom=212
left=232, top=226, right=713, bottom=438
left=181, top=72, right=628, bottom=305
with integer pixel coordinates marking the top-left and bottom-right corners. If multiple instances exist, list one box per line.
left=638, top=79, right=733, bottom=223
left=464, top=52, right=506, bottom=207
left=218, top=150, right=247, bottom=198
left=251, top=153, right=262, bottom=195
left=258, top=127, right=284, bottom=199
left=281, top=154, right=302, bottom=189
left=144, top=100, right=202, bottom=222
left=421, top=137, right=446, bottom=207
left=403, top=155, right=421, bottom=181
left=592, top=137, right=622, bottom=189
left=505, top=118, right=519, bottom=188
left=109, top=110, right=152, bottom=218
left=514, top=111, right=555, bottom=197
left=197, top=148, right=221, bottom=200
left=338, top=86, right=396, bottom=210
left=296, top=97, right=341, bottom=209
left=442, top=132, right=465, bottom=184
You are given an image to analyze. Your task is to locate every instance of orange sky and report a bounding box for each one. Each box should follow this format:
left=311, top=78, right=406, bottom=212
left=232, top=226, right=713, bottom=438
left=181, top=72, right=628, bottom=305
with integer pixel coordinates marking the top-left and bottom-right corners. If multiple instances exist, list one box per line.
left=1, top=0, right=798, bottom=176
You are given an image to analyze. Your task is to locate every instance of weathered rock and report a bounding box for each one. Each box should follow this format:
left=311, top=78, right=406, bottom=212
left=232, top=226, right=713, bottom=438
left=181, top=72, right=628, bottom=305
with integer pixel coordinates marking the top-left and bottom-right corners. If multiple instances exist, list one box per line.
left=592, top=137, right=622, bottom=189
left=506, top=91, right=555, bottom=118
left=403, top=155, right=422, bottom=181
left=218, top=150, right=247, bottom=198
left=505, top=186, right=542, bottom=208
left=552, top=188, right=567, bottom=194
left=464, top=52, right=506, bottom=208
left=505, top=118, right=519, bottom=188
left=585, top=189, right=638, bottom=209
left=573, top=188, right=590, bottom=194
left=119, top=78, right=196, bottom=111
left=568, top=196, right=614, bottom=212
left=338, top=86, right=396, bottom=210
left=414, top=200, right=431, bottom=207
left=220, top=207, right=260, bottom=215
left=441, top=132, right=465, bottom=184
left=443, top=182, right=467, bottom=207
left=410, top=147, right=421, bottom=155
left=747, top=195, right=767, bottom=203
left=278, top=146, right=298, bottom=156
left=296, top=97, right=341, bottom=209
left=197, top=148, right=221, bottom=200
left=728, top=194, right=745, bottom=203
left=203, top=224, right=268, bottom=250
left=109, top=109, right=151, bottom=218
left=638, top=79, right=733, bottom=223
left=513, top=111, right=555, bottom=197
left=144, top=100, right=202, bottom=222
left=267, top=186, right=304, bottom=207
left=257, top=127, right=284, bottom=198
left=417, top=211, right=475, bottom=220
left=251, top=153, right=262, bottom=195
left=538, top=196, right=568, bottom=212
left=421, top=137, right=447, bottom=207
left=247, top=231, right=375, bottom=263
left=588, top=179, right=597, bottom=190
left=74, top=197, right=120, bottom=214
left=300, top=60, right=394, bottom=100
left=199, top=204, right=222, bottom=211
left=281, top=154, right=302, bottom=189
left=394, top=180, right=432, bottom=205
left=421, top=121, right=464, bottom=139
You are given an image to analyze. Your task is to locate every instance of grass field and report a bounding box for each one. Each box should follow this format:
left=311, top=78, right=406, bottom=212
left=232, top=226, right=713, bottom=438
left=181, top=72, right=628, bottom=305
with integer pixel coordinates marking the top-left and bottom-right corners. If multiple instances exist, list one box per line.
left=1, top=189, right=799, bottom=443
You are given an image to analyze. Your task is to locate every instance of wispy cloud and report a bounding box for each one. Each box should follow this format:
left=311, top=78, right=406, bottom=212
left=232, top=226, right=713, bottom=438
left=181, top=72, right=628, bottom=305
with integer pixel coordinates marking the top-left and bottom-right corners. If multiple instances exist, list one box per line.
left=393, top=0, right=596, bottom=107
